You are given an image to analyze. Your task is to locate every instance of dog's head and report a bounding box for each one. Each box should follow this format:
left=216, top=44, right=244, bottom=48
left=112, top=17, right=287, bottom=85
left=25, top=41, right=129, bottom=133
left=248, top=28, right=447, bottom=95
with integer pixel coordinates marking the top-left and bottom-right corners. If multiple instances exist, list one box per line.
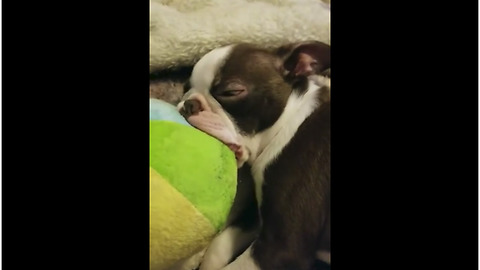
left=178, top=41, right=330, bottom=167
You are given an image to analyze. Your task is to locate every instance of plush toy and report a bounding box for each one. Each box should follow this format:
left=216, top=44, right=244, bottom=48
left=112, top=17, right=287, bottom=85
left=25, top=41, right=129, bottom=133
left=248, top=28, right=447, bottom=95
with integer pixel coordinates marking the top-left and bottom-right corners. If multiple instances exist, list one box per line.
left=150, top=98, right=237, bottom=270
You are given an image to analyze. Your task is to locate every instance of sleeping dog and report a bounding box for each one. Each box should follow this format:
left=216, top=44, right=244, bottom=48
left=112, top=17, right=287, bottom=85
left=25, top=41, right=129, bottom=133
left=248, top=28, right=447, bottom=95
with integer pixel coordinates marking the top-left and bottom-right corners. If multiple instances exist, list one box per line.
left=178, top=41, right=330, bottom=270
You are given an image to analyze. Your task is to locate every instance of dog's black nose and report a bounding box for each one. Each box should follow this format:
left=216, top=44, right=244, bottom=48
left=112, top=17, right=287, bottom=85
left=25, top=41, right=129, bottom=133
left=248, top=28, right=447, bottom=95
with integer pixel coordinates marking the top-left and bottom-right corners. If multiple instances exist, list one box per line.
left=182, top=99, right=202, bottom=117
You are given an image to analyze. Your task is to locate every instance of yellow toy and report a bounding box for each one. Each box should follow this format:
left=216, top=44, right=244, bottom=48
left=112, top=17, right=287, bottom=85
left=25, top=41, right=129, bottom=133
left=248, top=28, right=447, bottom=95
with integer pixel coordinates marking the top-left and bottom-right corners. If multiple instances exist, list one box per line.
left=150, top=99, right=237, bottom=270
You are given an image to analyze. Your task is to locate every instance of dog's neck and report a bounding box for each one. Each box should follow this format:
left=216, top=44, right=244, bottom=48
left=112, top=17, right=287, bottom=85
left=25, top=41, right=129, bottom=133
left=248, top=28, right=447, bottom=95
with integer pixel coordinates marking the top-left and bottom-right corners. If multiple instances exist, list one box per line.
left=241, top=75, right=330, bottom=205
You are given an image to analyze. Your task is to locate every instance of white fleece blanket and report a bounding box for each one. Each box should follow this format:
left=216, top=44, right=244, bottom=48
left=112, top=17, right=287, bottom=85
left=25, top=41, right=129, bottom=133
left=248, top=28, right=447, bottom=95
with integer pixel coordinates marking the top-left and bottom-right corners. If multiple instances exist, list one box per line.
left=150, top=0, right=330, bottom=72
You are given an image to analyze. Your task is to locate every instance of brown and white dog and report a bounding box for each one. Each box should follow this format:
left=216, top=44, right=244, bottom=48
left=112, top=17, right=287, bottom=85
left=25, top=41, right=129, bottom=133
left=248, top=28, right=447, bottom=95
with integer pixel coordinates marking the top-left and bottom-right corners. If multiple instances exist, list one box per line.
left=177, top=41, right=330, bottom=270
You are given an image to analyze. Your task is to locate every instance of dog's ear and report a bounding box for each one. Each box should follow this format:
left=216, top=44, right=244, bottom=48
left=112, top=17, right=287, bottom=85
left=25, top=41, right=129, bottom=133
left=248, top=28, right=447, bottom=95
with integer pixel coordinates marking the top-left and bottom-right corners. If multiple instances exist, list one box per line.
left=275, top=41, right=330, bottom=78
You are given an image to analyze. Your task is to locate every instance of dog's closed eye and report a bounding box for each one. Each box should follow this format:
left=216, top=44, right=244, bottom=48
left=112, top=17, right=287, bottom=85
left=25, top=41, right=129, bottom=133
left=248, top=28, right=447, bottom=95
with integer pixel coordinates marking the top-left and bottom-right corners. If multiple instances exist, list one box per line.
left=215, top=82, right=248, bottom=99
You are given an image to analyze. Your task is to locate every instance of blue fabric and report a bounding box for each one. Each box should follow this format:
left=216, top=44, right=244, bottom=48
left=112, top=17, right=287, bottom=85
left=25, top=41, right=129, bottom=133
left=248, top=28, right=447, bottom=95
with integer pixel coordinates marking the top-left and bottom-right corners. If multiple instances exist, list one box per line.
left=150, top=98, right=191, bottom=126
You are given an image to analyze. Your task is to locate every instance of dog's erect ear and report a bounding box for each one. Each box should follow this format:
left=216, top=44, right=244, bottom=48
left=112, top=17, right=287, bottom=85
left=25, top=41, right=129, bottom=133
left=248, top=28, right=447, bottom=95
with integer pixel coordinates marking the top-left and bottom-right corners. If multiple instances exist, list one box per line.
left=275, top=41, right=330, bottom=78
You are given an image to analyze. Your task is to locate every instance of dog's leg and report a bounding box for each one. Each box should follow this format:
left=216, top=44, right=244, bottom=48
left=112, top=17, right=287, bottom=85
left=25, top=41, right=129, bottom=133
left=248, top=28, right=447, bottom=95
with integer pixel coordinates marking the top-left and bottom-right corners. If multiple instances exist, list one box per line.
left=200, top=226, right=257, bottom=270
left=200, top=164, right=259, bottom=270
left=221, top=244, right=260, bottom=270
left=220, top=241, right=332, bottom=270
left=166, top=247, right=206, bottom=270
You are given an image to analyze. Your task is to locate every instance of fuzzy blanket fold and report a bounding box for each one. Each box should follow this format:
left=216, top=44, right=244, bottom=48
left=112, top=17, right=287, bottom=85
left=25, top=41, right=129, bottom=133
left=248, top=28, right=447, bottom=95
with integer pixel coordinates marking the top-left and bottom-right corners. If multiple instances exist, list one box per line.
left=150, top=0, right=330, bottom=71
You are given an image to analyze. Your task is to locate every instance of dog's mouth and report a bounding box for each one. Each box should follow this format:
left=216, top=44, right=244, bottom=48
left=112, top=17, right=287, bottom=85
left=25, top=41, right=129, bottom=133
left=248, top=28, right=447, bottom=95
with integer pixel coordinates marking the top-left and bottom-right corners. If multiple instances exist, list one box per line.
left=185, top=110, right=244, bottom=162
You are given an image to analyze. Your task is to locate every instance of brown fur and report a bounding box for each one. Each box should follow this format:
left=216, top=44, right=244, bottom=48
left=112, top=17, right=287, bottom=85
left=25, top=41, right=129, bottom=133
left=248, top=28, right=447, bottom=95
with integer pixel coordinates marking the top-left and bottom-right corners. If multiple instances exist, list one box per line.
left=149, top=66, right=192, bottom=105
left=210, top=44, right=293, bottom=134
left=254, top=98, right=330, bottom=270
left=208, top=42, right=331, bottom=270
left=149, top=80, right=184, bottom=105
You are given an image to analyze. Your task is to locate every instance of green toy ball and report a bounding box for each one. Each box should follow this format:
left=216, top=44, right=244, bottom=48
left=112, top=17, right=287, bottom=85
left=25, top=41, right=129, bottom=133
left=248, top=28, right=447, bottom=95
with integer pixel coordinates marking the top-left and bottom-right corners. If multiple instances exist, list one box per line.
left=150, top=99, right=237, bottom=270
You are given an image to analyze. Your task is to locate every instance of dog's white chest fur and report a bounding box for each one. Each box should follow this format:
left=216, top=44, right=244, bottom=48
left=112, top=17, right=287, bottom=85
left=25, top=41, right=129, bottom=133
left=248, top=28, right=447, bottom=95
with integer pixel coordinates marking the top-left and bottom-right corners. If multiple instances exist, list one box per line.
left=245, top=78, right=327, bottom=206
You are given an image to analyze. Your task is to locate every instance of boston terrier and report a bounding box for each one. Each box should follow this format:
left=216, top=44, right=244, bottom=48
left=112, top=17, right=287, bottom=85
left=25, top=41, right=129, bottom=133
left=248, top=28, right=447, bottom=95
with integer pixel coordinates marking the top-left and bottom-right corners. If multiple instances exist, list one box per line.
left=177, top=41, right=330, bottom=270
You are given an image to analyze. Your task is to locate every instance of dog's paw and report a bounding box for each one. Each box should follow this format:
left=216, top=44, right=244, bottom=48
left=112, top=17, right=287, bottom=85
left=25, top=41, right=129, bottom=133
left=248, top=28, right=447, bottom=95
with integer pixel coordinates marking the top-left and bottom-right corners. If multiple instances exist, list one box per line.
left=218, top=246, right=260, bottom=270
left=199, top=258, right=228, bottom=270
left=167, top=248, right=206, bottom=270
left=235, top=145, right=249, bottom=168
left=199, top=246, right=232, bottom=270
